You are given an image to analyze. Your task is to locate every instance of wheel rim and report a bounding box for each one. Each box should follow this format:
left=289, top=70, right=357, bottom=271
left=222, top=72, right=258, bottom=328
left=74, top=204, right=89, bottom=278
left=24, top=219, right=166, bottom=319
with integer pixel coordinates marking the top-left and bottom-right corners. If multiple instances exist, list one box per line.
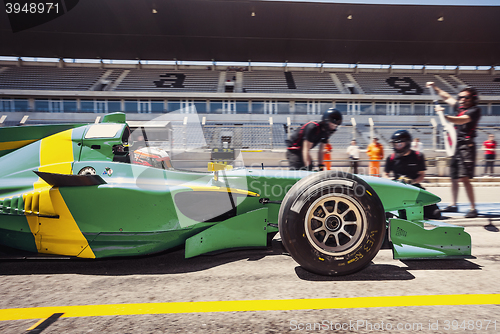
left=78, top=167, right=96, bottom=175
left=305, top=193, right=367, bottom=256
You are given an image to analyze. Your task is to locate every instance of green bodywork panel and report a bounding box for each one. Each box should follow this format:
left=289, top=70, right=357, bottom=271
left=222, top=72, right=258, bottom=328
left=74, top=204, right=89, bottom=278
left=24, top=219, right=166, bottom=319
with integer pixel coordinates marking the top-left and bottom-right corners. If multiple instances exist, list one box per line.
left=0, top=123, right=83, bottom=157
left=78, top=123, right=128, bottom=162
left=0, top=215, right=38, bottom=253
left=60, top=185, right=178, bottom=234
left=0, top=141, right=42, bottom=198
left=185, top=208, right=269, bottom=258
left=349, top=176, right=472, bottom=260
left=364, top=175, right=441, bottom=212
left=390, top=218, right=471, bottom=259
left=84, top=223, right=215, bottom=258
left=102, top=113, right=126, bottom=124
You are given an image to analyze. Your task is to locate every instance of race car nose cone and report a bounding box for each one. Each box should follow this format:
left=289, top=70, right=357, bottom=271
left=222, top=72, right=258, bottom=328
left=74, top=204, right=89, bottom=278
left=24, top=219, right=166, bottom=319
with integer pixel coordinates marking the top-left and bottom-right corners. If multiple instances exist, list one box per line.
left=416, top=187, right=441, bottom=206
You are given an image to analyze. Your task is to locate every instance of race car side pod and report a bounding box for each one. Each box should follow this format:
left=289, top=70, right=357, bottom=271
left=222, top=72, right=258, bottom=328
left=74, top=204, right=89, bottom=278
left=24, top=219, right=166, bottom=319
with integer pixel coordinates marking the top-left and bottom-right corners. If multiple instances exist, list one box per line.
left=0, top=172, right=107, bottom=217
left=184, top=208, right=270, bottom=258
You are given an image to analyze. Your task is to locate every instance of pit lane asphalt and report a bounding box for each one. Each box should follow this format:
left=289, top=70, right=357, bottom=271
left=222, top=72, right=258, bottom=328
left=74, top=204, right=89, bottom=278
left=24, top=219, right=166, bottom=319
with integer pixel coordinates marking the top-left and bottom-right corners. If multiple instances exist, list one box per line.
left=1, top=186, right=499, bottom=333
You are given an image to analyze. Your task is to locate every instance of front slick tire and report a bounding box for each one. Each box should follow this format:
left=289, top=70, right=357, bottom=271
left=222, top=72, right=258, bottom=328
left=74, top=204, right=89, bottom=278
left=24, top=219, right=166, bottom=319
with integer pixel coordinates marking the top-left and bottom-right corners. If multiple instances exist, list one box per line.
left=278, top=171, right=385, bottom=276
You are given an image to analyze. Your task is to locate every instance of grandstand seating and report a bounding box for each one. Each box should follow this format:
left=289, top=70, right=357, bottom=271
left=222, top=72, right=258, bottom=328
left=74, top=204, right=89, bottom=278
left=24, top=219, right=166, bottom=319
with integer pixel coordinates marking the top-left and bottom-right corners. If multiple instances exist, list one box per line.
left=100, top=69, right=124, bottom=91
left=242, top=71, right=290, bottom=93
left=335, top=73, right=356, bottom=94
left=114, top=69, right=220, bottom=92
left=0, top=61, right=498, bottom=154
left=370, top=125, right=435, bottom=151
left=0, top=65, right=106, bottom=91
left=436, top=74, right=461, bottom=93
left=171, top=122, right=278, bottom=150
left=0, top=63, right=498, bottom=98
left=351, top=73, right=455, bottom=95
left=407, top=126, right=436, bottom=151
left=241, top=70, right=341, bottom=94
left=457, top=74, right=500, bottom=96
left=171, top=123, right=208, bottom=149
left=288, top=71, right=341, bottom=94
left=167, top=121, right=359, bottom=150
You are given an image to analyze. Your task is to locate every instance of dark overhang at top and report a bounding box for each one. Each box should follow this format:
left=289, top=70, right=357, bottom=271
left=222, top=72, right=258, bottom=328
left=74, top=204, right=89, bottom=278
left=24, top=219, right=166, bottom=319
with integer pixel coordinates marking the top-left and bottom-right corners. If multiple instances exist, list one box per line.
left=1, top=0, right=499, bottom=66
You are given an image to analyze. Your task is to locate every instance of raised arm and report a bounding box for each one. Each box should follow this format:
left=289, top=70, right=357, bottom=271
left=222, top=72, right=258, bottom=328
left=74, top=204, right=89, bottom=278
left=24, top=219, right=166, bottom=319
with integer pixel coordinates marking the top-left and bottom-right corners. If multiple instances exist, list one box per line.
left=426, top=82, right=456, bottom=106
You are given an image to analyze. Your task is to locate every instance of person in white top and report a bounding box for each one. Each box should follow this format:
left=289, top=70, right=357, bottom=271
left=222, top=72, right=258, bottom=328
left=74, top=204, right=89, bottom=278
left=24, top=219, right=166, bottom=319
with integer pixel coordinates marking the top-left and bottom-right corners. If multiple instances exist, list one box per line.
left=411, top=137, right=424, bottom=153
left=346, top=139, right=360, bottom=174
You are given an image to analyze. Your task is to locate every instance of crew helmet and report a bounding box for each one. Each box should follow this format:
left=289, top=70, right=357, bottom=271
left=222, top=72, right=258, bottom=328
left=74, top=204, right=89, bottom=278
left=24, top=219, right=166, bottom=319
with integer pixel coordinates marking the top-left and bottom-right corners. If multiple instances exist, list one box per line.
left=322, top=108, right=343, bottom=125
left=390, top=130, right=412, bottom=154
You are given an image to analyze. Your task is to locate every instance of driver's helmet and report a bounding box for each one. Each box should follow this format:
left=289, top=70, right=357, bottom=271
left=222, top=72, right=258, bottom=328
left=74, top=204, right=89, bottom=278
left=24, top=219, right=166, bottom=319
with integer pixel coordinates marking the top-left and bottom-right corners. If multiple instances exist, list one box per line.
left=321, top=108, right=342, bottom=135
left=112, top=144, right=129, bottom=155
left=133, top=147, right=172, bottom=169
left=390, top=130, right=412, bottom=155
left=322, top=108, right=343, bottom=125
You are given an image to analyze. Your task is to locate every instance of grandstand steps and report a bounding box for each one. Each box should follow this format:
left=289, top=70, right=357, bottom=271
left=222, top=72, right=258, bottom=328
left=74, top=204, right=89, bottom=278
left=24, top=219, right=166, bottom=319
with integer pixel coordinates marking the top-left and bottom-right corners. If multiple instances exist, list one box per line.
left=103, top=70, right=126, bottom=91
left=107, top=70, right=130, bottom=91
left=329, top=73, right=346, bottom=93
left=434, top=74, right=458, bottom=94
left=217, top=71, right=227, bottom=93
left=449, top=75, right=467, bottom=87
left=345, top=73, right=365, bottom=94
left=234, top=72, right=244, bottom=93
left=89, top=69, right=114, bottom=91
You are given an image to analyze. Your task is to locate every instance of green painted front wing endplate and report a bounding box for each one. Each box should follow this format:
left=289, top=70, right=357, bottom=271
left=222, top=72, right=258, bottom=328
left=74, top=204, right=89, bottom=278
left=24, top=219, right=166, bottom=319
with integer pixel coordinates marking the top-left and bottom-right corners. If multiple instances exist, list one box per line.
left=185, top=208, right=269, bottom=258
left=390, top=218, right=471, bottom=259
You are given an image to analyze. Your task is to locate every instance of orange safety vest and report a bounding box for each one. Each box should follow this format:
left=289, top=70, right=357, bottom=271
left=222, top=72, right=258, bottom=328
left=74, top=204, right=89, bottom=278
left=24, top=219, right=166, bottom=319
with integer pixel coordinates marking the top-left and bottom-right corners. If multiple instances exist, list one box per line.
left=324, top=143, right=332, bottom=170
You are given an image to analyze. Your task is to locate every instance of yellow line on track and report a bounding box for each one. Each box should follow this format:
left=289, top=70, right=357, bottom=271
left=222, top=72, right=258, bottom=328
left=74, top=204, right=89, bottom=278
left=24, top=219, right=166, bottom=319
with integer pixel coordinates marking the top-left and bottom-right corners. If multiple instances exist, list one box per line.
left=26, top=318, right=45, bottom=330
left=1, top=294, right=499, bottom=321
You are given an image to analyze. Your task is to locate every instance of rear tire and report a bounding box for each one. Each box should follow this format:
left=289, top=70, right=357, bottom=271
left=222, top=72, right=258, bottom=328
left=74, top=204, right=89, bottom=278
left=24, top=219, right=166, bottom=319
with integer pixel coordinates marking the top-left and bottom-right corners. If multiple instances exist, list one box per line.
left=278, top=171, right=385, bottom=276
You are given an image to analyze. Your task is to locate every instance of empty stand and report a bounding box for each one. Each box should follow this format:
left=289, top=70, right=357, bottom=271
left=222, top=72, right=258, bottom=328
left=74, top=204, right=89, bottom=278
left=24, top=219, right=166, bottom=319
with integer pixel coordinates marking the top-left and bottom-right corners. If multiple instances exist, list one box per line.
left=351, top=73, right=454, bottom=95
left=289, top=72, right=340, bottom=94
left=242, top=71, right=290, bottom=93
left=242, top=71, right=340, bottom=94
left=171, top=123, right=208, bottom=149
left=0, top=64, right=497, bottom=98
left=435, top=74, right=460, bottom=93
left=102, top=69, right=125, bottom=91
left=456, top=74, right=500, bottom=96
left=335, top=73, right=356, bottom=94
left=114, top=69, right=220, bottom=92
left=0, top=66, right=106, bottom=91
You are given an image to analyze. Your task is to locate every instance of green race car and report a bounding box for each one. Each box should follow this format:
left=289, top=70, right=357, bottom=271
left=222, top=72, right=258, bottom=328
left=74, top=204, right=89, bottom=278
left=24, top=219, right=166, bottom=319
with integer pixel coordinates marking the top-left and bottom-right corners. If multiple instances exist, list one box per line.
left=0, top=113, right=471, bottom=276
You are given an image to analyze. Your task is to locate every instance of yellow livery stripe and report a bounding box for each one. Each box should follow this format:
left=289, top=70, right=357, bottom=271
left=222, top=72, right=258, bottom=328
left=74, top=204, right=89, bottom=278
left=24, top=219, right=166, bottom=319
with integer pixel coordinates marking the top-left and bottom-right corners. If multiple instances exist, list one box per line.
left=36, top=188, right=95, bottom=258
left=0, top=139, right=37, bottom=151
left=38, top=129, right=74, bottom=175
left=26, top=129, right=95, bottom=258
left=187, top=186, right=259, bottom=197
